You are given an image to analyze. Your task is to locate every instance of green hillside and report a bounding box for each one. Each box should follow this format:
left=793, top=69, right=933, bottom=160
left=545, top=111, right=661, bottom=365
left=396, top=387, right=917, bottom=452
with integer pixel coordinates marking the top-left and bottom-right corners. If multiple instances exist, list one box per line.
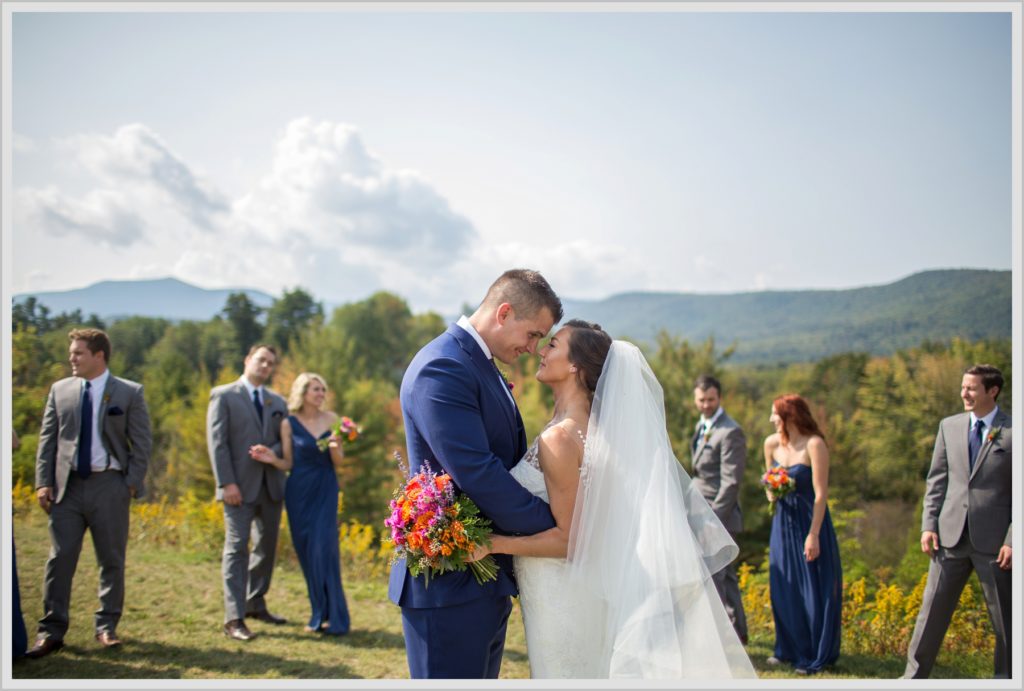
left=562, top=269, right=1011, bottom=363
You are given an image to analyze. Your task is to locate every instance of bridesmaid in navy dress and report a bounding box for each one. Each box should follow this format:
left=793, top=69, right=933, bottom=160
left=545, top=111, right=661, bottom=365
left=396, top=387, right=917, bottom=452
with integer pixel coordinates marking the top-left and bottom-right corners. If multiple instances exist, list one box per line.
left=762, top=394, right=841, bottom=674
left=251, top=372, right=350, bottom=635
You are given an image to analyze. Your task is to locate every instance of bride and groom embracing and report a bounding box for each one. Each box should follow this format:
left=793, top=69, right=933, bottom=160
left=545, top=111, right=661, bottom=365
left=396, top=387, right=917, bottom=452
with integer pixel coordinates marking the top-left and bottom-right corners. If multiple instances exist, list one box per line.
left=387, top=269, right=756, bottom=679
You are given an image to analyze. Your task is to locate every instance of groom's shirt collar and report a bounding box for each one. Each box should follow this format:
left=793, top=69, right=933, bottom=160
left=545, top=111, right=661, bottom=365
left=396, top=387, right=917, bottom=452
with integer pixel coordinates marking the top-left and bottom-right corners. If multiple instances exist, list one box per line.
left=456, top=315, right=493, bottom=360
left=700, top=407, right=724, bottom=428
left=969, top=406, right=999, bottom=434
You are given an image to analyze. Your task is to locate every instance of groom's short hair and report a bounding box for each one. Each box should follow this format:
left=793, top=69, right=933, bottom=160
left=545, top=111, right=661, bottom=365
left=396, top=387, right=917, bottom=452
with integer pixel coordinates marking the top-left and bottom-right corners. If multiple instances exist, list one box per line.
left=482, top=269, right=563, bottom=323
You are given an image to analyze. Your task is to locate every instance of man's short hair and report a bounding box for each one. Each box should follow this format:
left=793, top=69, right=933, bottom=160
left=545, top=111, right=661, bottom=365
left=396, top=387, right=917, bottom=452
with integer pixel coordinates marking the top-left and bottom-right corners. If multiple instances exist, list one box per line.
left=246, top=343, right=279, bottom=361
left=965, top=364, right=1004, bottom=399
left=694, top=374, right=722, bottom=394
left=68, top=328, right=111, bottom=363
left=481, top=269, right=563, bottom=323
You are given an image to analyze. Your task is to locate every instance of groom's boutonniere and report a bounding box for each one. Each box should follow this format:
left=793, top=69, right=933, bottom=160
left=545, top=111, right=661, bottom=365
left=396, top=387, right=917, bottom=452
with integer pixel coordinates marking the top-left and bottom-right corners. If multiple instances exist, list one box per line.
left=703, top=424, right=714, bottom=443
left=988, top=426, right=1003, bottom=444
left=497, top=367, right=514, bottom=392
left=102, top=393, right=111, bottom=405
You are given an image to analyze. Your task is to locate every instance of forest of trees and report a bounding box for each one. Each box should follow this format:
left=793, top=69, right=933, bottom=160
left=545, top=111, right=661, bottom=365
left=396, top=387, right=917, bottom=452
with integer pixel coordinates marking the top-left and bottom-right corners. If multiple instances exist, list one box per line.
left=11, top=289, right=1013, bottom=584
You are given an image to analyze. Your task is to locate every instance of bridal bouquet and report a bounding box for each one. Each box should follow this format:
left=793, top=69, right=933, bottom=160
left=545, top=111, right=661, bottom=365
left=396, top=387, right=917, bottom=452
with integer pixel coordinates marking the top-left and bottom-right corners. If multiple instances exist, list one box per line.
left=761, top=466, right=796, bottom=516
left=383, top=461, right=499, bottom=587
left=315, top=415, right=362, bottom=452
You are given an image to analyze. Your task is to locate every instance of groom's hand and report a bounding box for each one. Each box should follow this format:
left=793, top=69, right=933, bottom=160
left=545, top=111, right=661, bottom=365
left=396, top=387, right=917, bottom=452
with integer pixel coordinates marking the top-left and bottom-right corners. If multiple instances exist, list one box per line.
left=920, top=530, right=939, bottom=557
left=222, top=483, right=243, bottom=506
left=997, top=545, right=1012, bottom=570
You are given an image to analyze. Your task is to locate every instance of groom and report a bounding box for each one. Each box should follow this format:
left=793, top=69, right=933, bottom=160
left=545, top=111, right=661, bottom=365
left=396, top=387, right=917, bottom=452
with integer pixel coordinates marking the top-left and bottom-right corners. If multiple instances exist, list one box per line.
left=389, top=269, right=561, bottom=678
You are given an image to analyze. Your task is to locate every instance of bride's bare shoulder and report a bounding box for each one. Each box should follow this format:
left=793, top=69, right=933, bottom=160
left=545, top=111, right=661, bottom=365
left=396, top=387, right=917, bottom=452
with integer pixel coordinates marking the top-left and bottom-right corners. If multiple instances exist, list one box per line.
left=538, top=422, right=584, bottom=469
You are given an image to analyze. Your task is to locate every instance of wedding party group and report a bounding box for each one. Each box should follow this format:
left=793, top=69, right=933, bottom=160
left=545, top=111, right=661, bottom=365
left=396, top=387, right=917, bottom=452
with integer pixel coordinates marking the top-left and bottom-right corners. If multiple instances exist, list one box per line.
left=11, top=268, right=1013, bottom=681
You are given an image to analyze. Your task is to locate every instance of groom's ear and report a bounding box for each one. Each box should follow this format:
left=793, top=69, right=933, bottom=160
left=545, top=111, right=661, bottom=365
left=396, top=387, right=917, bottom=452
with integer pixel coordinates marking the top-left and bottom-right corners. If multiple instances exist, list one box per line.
left=496, top=302, right=513, bottom=325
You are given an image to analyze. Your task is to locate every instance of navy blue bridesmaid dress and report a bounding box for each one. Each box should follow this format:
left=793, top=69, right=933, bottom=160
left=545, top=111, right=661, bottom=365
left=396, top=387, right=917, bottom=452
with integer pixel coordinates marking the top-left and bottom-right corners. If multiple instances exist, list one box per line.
left=285, top=415, right=351, bottom=635
left=13, top=538, right=27, bottom=657
left=768, top=462, right=842, bottom=672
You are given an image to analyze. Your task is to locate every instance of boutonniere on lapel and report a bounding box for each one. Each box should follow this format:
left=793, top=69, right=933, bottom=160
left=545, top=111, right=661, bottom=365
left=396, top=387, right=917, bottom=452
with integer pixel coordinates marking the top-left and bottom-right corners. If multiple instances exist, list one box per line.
left=102, top=393, right=111, bottom=405
left=497, top=367, right=514, bottom=392
left=703, top=424, right=714, bottom=443
left=987, top=426, right=1003, bottom=444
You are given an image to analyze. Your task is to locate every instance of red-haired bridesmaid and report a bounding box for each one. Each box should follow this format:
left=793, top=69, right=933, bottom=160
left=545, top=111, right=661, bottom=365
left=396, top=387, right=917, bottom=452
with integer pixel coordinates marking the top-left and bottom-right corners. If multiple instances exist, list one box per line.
left=763, top=394, right=842, bottom=674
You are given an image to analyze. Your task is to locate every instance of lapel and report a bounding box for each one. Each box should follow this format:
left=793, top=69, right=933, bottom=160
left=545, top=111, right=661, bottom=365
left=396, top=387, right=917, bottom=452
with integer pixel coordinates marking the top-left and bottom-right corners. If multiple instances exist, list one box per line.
left=447, top=324, right=517, bottom=433
left=694, top=413, right=725, bottom=460
left=970, top=409, right=1009, bottom=481
left=97, top=376, right=116, bottom=446
left=951, top=413, right=971, bottom=479
left=237, top=381, right=264, bottom=431
left=64, top=378, right=84, bottom=436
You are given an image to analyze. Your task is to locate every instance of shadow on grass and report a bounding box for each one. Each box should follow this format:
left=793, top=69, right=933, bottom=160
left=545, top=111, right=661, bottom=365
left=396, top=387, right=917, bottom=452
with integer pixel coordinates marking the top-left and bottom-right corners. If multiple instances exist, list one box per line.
left=12, top=639, right=359, bottom=679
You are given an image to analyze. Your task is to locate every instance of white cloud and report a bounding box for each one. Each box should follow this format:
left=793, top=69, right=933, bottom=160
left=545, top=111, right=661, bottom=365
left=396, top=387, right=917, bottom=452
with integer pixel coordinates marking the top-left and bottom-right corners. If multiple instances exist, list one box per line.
left=16, top=186, right=145, bottom=245
left=13, top=118, right=656, bottom=312
left=66, top=123, right=229, bottom=231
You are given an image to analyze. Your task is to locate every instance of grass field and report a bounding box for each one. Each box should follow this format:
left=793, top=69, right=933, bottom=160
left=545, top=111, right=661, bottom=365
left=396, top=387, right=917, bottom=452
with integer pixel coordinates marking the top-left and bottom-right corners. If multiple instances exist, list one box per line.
left=11, top=507, right=994, bottom=681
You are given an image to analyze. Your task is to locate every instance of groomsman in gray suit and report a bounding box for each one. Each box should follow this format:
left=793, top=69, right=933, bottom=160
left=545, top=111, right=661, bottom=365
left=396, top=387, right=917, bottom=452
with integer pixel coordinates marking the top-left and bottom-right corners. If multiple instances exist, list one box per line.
left=207, top=344, right=289, bottom=641
left=690, top=374, right=749, bottom=644
left=29, top=328, right=152, bottom=658
left=904, top=364, right=1012, bottom=679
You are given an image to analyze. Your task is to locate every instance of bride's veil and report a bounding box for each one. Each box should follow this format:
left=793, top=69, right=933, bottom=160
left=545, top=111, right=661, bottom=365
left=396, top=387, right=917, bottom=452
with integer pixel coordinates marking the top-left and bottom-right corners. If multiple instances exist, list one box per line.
left=566, top=340, right=757, bottom=678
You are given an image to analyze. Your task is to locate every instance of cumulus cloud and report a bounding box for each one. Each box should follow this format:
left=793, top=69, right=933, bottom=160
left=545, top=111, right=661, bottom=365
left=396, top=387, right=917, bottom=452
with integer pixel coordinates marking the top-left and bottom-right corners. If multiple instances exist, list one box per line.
left=14, top=118, right=651, bottom=311
left=67, top=123, right=229, bottom=231
left=16, top=186, right=146, bottom=245
left=232, top=118, right=476, bottom=261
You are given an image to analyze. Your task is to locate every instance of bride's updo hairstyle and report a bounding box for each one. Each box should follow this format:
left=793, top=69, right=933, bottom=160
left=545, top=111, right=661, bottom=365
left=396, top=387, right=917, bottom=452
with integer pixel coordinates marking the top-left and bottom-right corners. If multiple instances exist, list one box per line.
left=564, top=319, right=612, bottom=401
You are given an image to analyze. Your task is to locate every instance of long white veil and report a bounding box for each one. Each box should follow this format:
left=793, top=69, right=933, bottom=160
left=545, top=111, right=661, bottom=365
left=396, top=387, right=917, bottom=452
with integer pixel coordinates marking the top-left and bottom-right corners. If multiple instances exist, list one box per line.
left=566, top=340, right=757, bottom=678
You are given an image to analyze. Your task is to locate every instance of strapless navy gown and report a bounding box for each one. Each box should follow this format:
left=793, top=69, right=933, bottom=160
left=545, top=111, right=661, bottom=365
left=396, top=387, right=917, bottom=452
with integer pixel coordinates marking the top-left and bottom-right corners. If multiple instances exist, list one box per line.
left=285, top=416, right=350, bottom=635
left=768, top=462, right=841, bottom=672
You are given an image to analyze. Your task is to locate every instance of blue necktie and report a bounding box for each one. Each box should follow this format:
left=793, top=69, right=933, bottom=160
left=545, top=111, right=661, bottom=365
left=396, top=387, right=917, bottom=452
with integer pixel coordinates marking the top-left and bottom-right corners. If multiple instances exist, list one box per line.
left=77, top=382, right=93, bottom=479
left=968, top=419, right=985, bottom=472
left=253, top=388, right=263, bottom=421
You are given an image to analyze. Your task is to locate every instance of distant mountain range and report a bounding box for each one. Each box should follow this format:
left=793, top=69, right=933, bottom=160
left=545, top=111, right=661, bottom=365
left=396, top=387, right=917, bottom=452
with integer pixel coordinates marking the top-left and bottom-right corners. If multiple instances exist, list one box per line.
left=15, top=277, right=275, bottom=322
left=13, top=269, right=1011, bottom=364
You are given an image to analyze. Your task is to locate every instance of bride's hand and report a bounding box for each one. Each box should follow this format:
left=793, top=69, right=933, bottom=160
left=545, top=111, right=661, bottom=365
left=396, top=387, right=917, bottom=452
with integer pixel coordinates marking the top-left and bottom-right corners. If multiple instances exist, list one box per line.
left=467, top=543, right=491, bottom=563
left=764, top=489, right=775, bottom=502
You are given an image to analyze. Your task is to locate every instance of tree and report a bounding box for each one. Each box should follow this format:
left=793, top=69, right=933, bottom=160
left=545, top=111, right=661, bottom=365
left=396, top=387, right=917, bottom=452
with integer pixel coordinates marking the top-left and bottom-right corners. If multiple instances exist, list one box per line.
left=221, top=292, right=265, bottom=367
left=264, top=287, right=324, bottom=353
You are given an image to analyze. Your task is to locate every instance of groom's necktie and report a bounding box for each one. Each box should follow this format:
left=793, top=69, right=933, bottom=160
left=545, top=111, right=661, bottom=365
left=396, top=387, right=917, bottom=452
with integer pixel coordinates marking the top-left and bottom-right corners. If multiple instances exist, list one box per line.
left=968, top=419, right=985, bottom=472
left=77, top=381, right=93, bottom=479
left=692, top=421, right=706, bottom=453
left=253, top=388, right=264, bottom=421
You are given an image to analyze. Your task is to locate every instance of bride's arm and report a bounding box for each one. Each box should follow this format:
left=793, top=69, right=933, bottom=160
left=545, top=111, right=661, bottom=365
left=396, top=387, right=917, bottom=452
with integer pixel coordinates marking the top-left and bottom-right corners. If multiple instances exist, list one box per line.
left=479, top=427, right=581, bottom=559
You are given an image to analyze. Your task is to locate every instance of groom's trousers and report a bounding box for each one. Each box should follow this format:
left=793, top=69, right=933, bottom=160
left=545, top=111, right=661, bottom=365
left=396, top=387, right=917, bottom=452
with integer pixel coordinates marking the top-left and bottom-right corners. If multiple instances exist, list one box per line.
left=904, top=531, right=1011, bottom=678
left=401, top=595, right=513, bottom=678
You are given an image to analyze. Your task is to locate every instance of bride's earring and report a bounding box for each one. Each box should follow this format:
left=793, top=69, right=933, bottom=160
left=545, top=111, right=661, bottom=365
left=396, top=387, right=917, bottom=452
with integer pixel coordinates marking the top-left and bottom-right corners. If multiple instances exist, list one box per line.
left=569, top=366, right=577, bottom=373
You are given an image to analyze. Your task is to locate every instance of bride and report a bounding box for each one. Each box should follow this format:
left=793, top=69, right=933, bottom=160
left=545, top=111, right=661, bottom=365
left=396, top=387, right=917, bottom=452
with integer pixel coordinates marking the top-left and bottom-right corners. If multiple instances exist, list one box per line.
left=471, top=320, right=757, bottom=679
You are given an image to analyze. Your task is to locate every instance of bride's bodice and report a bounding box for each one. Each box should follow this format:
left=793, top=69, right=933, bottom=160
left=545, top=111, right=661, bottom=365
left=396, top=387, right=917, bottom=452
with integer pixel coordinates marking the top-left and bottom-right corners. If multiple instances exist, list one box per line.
left=511, top=437, right=549, bottom=501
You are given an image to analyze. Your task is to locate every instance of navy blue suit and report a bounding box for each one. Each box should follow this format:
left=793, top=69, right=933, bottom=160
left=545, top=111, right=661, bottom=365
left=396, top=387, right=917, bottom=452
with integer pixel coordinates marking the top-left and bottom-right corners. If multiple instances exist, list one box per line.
left=389, top=324, right=555, bottom=678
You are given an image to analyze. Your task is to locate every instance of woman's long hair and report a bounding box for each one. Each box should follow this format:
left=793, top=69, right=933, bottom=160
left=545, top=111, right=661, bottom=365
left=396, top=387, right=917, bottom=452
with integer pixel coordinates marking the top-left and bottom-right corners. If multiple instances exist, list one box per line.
left=773, top=394, right=825, bottom=446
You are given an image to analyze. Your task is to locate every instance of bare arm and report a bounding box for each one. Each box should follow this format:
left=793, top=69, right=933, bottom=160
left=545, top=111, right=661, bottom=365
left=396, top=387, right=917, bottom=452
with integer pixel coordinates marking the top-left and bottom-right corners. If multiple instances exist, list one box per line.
left=250, top=419, right=293, bottom=471
left=484, top=427, right=582, bottom=559
left=762, top=434, right=779, bottom=500
left=804, top=436, right=830, bottom=561
left=325, top=412, right=345, bottom=468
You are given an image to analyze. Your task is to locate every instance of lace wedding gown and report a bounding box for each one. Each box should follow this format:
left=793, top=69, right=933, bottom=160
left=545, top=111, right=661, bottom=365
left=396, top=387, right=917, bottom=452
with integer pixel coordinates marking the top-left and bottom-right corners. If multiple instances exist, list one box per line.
left=510, top=433, right=603, bottom=679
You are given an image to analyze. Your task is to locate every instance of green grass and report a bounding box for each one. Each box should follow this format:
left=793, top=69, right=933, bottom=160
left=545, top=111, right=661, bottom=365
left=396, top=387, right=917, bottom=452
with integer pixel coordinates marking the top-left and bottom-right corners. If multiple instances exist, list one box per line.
left=11, top=507, right=993, bottom=680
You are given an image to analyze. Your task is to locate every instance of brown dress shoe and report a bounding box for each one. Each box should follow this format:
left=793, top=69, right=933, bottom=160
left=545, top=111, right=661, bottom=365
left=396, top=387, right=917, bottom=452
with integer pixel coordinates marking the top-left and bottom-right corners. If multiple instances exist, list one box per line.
left=223, top=619, right=256, bottom=641
left=246, top=610, right=287, bottom=625
left=26, top=636, right=64, bottom=659
left=96, top=631, right=122, bottom=648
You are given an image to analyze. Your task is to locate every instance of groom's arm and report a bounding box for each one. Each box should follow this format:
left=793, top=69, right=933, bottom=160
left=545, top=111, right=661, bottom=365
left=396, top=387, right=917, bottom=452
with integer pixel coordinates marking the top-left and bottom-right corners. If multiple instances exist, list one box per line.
left=410, top=359, right=556, bottom=536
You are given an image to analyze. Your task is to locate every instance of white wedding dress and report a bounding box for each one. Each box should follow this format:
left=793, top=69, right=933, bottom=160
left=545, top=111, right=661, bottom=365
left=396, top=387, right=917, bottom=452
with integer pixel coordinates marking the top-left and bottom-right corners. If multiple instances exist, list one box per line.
left=509, top=341, right=757, bottom=679
left=510, top=432, right=604, bottom=678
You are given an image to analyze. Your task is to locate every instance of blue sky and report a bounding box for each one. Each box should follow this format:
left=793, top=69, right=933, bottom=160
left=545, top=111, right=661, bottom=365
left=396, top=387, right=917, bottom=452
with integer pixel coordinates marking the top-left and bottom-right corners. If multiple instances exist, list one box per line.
left=9, top=8, right=1014, bottom=312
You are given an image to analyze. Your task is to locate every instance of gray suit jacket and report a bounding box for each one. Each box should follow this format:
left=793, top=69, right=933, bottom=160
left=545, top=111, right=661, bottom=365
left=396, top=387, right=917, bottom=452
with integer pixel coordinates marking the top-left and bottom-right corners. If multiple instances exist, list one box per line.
left=690, top=411, right=746, bottom=534
left=35, top=374, right=152, bottom=503
left=921, top=408, right=1012, bottom=553
left=206, top=380, right=287, bottom=503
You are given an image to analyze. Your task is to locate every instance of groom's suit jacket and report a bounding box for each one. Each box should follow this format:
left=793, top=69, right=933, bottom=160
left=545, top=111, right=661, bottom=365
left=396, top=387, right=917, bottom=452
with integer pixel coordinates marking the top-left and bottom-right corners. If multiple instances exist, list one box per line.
left=690, top=411, right=746, bottom=535
left=207, top=380, right=287, bottom=503
left=36, top=374, right=152, bottom=503
left=921, top=408, right=1012, bottom=553
left=389, top=323, right=556, bottom=609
